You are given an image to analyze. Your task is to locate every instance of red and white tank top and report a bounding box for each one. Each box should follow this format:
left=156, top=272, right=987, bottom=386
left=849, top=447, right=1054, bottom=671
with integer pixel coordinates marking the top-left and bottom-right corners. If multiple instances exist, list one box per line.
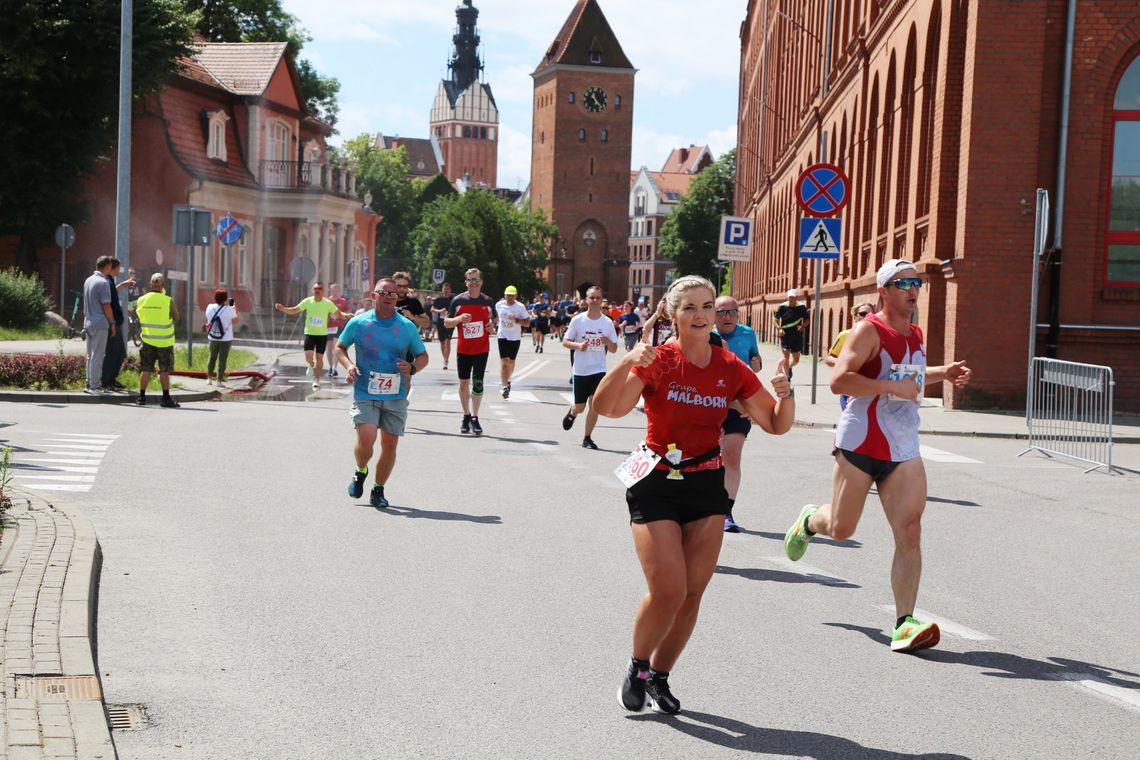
left=834, top=313, right=926, bottom=462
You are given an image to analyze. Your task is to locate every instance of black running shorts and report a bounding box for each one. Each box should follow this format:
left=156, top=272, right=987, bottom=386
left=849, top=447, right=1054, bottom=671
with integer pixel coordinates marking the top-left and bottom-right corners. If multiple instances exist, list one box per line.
left=304, top=334, right=329, bottom=353
left=498, top=338, right=521, bottom=360
left=779, top=331, right=803, bottom=354
left=457, top=352, right=489, bottom=380
left=722, top=407, right=752, bottom=437
left=834, top=448, right=901, bottom=485
left=572, top=372, right=605, bottom=405
left=626, top=467, right=730, bottom=524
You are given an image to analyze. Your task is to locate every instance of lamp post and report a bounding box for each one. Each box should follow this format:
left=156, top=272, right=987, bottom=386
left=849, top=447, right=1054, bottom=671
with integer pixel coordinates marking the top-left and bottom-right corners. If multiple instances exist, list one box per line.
left=114, top=0, right=133, bottom=271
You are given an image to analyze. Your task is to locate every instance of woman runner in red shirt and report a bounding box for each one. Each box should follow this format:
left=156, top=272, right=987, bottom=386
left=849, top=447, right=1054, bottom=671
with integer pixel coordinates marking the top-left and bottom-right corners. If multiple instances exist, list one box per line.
left=593, top=275, right=795, bottom=715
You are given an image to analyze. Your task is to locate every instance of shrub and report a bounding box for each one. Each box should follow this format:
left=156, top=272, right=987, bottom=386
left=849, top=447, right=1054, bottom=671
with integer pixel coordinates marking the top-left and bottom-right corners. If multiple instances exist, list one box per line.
left=0, top=352, right=86, bottom=390
left=0, top=268, right=52, bottom=329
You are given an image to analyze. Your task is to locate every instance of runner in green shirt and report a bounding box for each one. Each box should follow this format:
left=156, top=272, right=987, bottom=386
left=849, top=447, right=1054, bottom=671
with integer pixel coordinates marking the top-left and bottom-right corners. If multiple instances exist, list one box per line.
left=276, top=282, right=354, bottom=390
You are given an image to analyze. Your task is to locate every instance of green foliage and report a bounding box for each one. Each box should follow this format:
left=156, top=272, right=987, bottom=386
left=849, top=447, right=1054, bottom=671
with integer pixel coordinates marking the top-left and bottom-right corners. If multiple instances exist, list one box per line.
left=0, top=352, right=85, bottom=390
left=659, top=150, right=736, bottom=281
left=0, top=269, right=52, bottom=329
left=0, top=0, right=198, bottom=270
left=417, top=174, right=460, bottom=209
left=185, top=0, right=340, bottom=127
left=340, top=135, right=419, bottom=273
left=0, top=445, right=13, bottom=521
left=0, top=324, right=68, bottom=341
left=410, top=191, right=555, bottom=296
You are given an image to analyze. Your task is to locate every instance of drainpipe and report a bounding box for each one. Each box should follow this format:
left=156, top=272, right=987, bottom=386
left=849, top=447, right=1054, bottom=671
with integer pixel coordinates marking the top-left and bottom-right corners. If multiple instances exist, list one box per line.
left=1046, top=0, right=1077, bottom=358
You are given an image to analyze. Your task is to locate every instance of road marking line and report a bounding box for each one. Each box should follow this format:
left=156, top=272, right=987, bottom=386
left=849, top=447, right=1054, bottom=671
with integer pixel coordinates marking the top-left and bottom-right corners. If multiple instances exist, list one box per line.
left=504, top=391, right=540, bottom=404
left=442, top=390, right=459, bottom=401
left=11, top=475, right=95, bottom=482
left=511, top=360, right=550, bottom=382
left=559, top=392, right=575, bottom=404
left=25, top=484, right=91, bottom=492
left=50, top=433, right=118, bottom=439
left=21, top=458, right=103, bottom=465
left=44, top=437, right=117, bottom=443
left=877, top=605, right=994, bottom=640
left=13, top=465, right=99, bottom=474
left=528, top=441, right=557, bottom=450
left=919, top=445, right=982, bottom=464
left=41, top=444, right=111, bottom=450
left=1052, top=673, right=1140, bottom=712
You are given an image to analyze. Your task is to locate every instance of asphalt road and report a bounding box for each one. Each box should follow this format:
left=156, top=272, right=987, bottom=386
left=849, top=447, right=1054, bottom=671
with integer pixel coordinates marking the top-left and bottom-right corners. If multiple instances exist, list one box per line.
left=3, top=338, right=1138, bottom=759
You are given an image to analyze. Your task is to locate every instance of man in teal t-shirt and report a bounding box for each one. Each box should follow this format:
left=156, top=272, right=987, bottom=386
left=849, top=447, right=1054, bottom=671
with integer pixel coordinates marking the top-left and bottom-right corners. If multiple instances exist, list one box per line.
left=276, top=282, right=351, bottom=389
left=712, top=295, right=764, bottom=533
left=335, top=276, right=428, bottom=509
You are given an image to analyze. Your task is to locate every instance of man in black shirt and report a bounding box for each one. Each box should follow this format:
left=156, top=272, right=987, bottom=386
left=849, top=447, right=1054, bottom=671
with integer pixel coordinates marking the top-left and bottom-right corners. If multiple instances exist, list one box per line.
left=392, top=271, right=429, bottom=330
left=431, top=282, right=455, bottom=370
left=100, top=257, right=132, bottom=391
left=775, top=288, right=809, bottom=380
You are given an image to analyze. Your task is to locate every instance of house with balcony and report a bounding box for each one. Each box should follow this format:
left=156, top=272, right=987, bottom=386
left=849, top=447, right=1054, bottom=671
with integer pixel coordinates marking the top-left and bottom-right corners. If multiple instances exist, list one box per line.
left=627, top=146, right=711, bottom=303
left=24, top=40, right=379, bottom=337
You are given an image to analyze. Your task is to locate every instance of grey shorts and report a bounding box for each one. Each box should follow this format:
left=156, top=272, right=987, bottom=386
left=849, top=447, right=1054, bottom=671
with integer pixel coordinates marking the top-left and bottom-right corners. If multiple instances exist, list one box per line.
left=350, top=398, right=410, bottom=436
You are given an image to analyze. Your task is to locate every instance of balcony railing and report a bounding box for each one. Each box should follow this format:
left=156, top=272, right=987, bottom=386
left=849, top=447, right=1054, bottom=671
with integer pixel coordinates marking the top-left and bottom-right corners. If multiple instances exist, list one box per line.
left=260, top=160, right=356, bottom=197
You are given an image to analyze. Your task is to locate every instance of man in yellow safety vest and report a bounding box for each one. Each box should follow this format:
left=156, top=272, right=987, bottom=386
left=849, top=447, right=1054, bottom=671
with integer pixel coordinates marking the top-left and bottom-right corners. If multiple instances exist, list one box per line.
left=135, top=273, right=181, bottom=408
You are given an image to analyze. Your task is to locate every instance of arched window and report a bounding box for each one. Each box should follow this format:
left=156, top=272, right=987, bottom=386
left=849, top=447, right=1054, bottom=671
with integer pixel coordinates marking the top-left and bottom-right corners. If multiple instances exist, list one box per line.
left=1108, top=55, right=1140, bottom=284
left=578, top=128, right=586, bottom=142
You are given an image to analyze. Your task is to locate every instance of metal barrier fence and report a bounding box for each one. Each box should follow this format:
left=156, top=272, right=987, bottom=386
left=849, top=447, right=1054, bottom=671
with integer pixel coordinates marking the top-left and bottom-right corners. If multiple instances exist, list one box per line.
left=1020, top=357, right=1118, bottom=473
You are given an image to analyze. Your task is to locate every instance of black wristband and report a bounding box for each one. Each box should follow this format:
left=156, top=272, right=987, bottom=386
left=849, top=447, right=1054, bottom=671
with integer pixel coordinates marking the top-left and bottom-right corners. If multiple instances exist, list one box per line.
left=409, top=365, right=417, bottom=376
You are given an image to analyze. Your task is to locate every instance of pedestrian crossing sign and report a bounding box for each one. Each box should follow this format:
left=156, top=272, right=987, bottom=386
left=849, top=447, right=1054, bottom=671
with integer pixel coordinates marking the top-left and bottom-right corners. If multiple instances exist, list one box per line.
left=798, top=217, right=841, bottom=259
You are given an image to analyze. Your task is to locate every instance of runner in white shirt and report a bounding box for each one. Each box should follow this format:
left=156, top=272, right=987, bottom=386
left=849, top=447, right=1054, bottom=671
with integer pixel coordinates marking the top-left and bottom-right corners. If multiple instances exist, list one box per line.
left=561, top=286, right=618, bottom=449
left=496, top=286, right=532, bottom=398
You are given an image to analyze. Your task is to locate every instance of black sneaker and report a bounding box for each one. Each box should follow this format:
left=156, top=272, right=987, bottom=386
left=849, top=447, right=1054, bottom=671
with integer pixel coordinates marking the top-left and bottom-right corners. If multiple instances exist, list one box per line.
left=471, top=417, right=483, bottom=435
left=724, top=513, right=742, bottom=533
left=160, top=396, right=181, bottom=409
left=562, top=411, right=576, bottom=430
left=646, top=671, right=681, bottom=714
left=135, top=394, right=146, bottom=406
left=369, top=484, right=389, bottom=508
left=582, top=436, right=598, bottom=450
left=618, top=660, right=649, bottom=712
left=348, top=471, right=366, bottom=499
left=460, top=414, right=472, bottom=434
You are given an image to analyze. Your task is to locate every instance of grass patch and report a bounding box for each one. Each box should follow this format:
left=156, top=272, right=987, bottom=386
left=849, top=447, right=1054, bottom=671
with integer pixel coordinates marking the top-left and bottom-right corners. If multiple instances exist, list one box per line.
left=111, top=346, right=257, bottom=390
left=0, top=345, right=257, bottom=391
left=0, top=323, right=69, bottom=341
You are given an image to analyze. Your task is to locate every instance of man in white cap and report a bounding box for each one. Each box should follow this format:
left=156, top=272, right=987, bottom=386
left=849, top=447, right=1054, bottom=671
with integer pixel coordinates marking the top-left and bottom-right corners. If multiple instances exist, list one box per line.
left=495, top=285, right=531, bottom=398
left=782, top=259, right=972, bottom=653
left=774, top=288, right=808, bottom=379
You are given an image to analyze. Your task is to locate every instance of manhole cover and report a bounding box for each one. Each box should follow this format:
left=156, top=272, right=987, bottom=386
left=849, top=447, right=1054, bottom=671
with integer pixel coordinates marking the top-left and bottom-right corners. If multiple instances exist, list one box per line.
left=106, top=704, right=148, bottom=731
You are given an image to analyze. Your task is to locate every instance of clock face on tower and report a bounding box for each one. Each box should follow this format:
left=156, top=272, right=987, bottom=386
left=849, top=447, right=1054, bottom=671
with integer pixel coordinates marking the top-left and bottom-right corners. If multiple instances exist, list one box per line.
left=583, top=86, right=608, bottom=113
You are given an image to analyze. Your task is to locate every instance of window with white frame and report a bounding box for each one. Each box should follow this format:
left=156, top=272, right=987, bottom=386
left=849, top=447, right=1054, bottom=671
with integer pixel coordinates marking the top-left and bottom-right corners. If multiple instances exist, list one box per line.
left=206, top=110, right=229, bottom=161
left=196, top=245, right=209, bottom=284
left=238, top=225, right=250, bottom=286
left=219, top=239, right=231, bottom=284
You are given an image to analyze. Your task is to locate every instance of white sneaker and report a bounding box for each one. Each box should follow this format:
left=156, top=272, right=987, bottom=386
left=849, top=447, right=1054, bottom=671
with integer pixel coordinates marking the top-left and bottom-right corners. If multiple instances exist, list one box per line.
left=306, top=365, right=315, bottom=378
left=312, top=380, right=320, bottom=391
left=206, top=378, right=213, bottom=386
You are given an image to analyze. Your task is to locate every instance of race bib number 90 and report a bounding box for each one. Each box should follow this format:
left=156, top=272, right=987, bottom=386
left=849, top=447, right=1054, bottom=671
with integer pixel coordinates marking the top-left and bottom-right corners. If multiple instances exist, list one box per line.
left=462, top=321, right=485, bottom=339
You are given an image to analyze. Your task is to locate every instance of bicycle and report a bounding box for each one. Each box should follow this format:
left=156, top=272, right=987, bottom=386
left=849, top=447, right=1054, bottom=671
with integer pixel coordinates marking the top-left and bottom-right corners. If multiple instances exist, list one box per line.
left=125, top=304, right=142, bottom=348
left=66, top=294, right=86, bottom=341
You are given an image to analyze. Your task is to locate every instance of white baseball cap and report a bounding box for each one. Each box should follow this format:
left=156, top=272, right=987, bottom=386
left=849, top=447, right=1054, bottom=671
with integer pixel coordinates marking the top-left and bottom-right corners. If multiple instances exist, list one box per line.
left=876, top=259, right=918, bottom=288
left=786, top=289, right=798, bottom=298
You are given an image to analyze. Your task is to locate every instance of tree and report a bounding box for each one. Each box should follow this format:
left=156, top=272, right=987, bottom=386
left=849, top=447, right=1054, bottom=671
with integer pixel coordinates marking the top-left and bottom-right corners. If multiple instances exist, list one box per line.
left=185, top=0, right=340, bottom=127
left=416, top=173, right=459, bottom=209
left=0, top=0, right=198, bottom=271
left=659, top=149, right=736, bottom=284
left=338, top=135, right=418, bottom=274
left=410, top=191, right=555, bottom=296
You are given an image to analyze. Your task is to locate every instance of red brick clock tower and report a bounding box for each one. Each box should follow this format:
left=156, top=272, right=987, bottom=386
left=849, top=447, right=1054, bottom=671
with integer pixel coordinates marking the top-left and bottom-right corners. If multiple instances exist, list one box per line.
left=530, top=0, right=634, bottom=299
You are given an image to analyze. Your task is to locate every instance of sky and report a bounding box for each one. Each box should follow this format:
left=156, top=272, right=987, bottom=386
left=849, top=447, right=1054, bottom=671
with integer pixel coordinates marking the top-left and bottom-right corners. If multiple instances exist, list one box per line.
left=281, top=0, right=745, bottom=189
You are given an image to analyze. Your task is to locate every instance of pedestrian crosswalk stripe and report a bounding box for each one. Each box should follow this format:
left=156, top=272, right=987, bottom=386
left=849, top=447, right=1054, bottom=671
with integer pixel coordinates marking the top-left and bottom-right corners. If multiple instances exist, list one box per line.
left=41, top=444, right=110, bottom=450
left=878, top=605, right=994, bottom=641
left=919, top=445, right=982, bottom=464
left=11, top=475, right=95, bottom=482
left=505, top=391, right=540, bottom=404
left=560, top=392, right=574, bottom=404
left=6, top=431, right=117, bottom=492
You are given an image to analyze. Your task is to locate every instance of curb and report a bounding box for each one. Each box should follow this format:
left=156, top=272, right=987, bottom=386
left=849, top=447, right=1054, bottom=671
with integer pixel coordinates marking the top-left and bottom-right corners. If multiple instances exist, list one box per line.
left=1, top=488, right=115, bottom=758
left=0, top=390, right=218, bottom=404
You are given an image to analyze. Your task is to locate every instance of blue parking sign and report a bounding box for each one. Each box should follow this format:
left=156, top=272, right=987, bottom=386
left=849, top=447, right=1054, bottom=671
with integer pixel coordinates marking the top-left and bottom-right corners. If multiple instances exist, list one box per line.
left=718, top=216, right=753, bottom=262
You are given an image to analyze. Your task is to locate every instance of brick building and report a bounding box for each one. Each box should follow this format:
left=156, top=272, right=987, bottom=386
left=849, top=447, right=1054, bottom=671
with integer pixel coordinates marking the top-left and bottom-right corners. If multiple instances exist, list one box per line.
left=530, top=0, right=635, bottom=300
left=6, top=41, right=379, bottom=336
left=735, top=1, right=1140, bottom=410
left=628, top=145, right=713, bottom=304
left=430, top=0, right=499, bottom=188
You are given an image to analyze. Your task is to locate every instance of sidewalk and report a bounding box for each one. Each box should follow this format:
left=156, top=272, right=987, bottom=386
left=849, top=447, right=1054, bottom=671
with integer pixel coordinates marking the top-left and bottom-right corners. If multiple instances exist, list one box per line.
left=0, top=488, right=113, bottom=759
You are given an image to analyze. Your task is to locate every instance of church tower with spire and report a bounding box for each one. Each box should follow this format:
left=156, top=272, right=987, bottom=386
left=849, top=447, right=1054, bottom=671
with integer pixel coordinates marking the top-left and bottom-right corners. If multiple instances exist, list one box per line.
left=530, top=0, right=635, bottom=300
left=430, top=0, right=499, bottom=188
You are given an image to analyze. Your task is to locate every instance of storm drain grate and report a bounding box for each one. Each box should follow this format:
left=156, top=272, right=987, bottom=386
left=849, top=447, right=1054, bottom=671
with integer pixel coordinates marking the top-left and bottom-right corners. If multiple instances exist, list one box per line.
left=106, top=704, right=148, bottom=731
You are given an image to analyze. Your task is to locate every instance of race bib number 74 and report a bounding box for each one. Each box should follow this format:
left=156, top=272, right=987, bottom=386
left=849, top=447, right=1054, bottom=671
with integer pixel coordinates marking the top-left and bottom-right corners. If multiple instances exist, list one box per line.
left=368, top=371, right=401, bottom=396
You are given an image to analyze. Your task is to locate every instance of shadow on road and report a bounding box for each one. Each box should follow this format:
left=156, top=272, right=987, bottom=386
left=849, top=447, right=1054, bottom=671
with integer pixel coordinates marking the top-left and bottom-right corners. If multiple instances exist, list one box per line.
left=926, top=495, right=981, bottom=507
left=716, top=564, right=859, bottom=589
left=744, top=530, right=863, bottom=550
left=825, top=623, right=1140, bottom=688
left=360, top=503, right=502, bottom=525
left=628, top=710, right=968, bottom=758
left=406, top=427, right=558, bottom=446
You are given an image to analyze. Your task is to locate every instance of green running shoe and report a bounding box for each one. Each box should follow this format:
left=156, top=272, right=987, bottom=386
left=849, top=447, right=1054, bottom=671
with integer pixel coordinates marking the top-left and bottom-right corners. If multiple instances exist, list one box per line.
left=784, top=504, right=819, bottom=561
left=891, top=616, right=941, bottom=653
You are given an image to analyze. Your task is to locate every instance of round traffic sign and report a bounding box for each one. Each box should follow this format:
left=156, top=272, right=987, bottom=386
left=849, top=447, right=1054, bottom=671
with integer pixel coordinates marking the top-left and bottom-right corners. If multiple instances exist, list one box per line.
left=289, top=256, right=317, bottom=283
left=54, top=223, right=76, bottom=249
left=214, top=216, right=243, bottom=245
left=795, top=163, right=850, bottom=218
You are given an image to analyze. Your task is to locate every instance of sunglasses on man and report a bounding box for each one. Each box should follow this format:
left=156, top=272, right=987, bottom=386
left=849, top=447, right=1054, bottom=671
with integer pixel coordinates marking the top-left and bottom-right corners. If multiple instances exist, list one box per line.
left=887, top=278, right=923, bottom=291
left=716, top=309, right=739, bottom=317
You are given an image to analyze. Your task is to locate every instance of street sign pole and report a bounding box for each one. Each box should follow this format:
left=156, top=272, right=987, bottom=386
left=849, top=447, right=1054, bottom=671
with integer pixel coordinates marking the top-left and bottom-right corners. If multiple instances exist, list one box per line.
left=811, top=0, right=836, bottom=406
left=187, top=243, right=195, bottom=359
